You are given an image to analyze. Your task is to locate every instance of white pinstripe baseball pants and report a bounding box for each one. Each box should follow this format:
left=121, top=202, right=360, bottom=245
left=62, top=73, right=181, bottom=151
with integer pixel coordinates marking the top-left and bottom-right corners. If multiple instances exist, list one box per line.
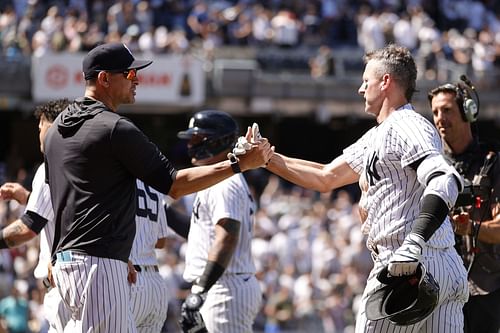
left=129, top=267, right=168, bottom=333
left=356, top=246, right=468, bottom=333
left=53, top=252, right=137, bottom=333
left=200, top=273, right=262, bottom=333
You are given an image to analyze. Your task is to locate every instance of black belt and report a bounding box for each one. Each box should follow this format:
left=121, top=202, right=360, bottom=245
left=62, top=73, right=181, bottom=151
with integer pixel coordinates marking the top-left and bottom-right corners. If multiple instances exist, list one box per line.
left=133, top=265, right=159, bottom=273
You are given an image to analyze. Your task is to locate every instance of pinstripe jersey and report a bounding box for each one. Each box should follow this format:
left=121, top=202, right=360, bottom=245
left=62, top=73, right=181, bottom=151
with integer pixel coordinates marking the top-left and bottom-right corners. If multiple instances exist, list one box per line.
left=129, top=180, right=169, bottom=265
left=343, top=105, right=455, bottom=253
left=183, top=173, right=256, bottom=282
left=129, top=180, right=169, bottom=333
left=27, top=164, right=55, bottom=279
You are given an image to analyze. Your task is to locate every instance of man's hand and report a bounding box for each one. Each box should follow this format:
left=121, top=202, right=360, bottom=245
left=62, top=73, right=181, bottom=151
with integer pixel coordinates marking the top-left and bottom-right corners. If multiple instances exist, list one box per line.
left=251, top=122, right=262, bottom=143
left=179, top=293, right=208, bottom=333
left=0, top=183, right=30, bottom=205
left=231, top=123, right=263, bottom=156
left=236, top=124, right=274, bottom=171
left=127, top=260, right=137, bottom=284
left=452, top=212, right=472, bottom=236
left=388, top=233, right=425, bottom=276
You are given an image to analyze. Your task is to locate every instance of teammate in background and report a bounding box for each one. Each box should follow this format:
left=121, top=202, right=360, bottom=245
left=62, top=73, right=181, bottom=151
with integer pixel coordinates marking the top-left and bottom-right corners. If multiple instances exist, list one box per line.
left=428, top=81, right=500, bottom=333
left=1, top=179, right=174, bottom=332
left=264, top=44, right=468, bottom=332
left=0, top=98, right=71, bottom=332
left=177, top=110, right=262, bottom=333
left=129, top=179, right=169, bottom=333
left=43, top=43, right=272, bottom=332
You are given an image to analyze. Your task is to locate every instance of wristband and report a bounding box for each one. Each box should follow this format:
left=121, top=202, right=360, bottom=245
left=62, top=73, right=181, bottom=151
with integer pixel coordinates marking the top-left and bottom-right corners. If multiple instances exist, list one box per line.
left=0, top=231, right=8, bottom=249
left=228, top=153, right=241, bottom=174
left=195, top=260, right=226, bottom=293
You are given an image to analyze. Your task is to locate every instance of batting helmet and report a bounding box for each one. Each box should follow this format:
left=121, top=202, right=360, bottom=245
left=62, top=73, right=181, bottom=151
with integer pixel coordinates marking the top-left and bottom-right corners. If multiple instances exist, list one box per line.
left=365, top=263, right=439, bottom=326
left=177, top=110, right=239, bottom=160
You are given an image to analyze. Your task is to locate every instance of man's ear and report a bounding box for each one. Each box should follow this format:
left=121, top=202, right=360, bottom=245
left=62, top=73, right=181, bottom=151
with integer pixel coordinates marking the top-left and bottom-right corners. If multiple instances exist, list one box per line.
left=381, top=73, right=390, bottom=90
left=97, top=71, right=109, bottom=86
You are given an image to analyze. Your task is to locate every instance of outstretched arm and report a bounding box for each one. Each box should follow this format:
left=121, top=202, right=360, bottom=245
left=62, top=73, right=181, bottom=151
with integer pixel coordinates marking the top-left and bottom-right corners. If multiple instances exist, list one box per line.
left=169, top=136, right=273, bottom=199
left=265, top=153, right=359, bottom=193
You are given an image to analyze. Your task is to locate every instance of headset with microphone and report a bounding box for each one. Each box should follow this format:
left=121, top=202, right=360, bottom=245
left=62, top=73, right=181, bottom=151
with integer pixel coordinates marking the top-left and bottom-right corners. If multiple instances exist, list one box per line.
left=456, top=75, right=480, bottom=123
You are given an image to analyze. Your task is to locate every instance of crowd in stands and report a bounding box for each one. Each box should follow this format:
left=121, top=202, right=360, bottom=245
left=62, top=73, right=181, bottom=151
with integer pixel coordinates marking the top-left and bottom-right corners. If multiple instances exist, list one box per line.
left=0, top=0, right=499, bottom=83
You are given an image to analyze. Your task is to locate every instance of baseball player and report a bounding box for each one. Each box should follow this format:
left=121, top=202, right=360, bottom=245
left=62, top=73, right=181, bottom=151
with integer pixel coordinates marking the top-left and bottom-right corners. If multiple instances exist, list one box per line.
left=177, top=110, right=262, bottom=333
left=43, top=43, right=271, bottom=333
left=265, top=44, right=468, bottom=332
left=129, top=179, right=169, bottom=333
left=0, top=99, right=71, bottom=332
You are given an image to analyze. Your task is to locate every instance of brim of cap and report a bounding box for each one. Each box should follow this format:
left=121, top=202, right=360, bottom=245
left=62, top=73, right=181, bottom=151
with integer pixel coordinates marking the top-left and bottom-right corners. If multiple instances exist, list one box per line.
left=127, top=59, right=153, bottom=71
left=177, top=127, right=213, bottom=139
left=177, top=129, right=195, bottom=139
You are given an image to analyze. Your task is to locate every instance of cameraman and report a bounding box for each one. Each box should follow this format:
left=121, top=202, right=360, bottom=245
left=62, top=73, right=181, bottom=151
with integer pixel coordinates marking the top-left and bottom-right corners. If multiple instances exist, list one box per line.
left=428, top=82, right=500, bottom=333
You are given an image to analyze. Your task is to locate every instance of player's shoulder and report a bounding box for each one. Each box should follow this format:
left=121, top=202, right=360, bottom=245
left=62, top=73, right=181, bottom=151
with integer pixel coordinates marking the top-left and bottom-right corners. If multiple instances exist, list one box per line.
left=388, top=109, right=436, bottom=135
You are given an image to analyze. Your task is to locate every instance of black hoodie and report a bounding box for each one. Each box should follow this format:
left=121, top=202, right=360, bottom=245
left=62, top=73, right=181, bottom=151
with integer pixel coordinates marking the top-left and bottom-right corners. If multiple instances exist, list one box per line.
left=44, top=97, right=177, bottom=263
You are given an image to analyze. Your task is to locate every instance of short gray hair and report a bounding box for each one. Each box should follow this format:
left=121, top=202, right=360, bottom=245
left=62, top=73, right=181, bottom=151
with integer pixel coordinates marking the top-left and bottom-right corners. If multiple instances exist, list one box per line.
left=364, top=44, right=417, bottom=101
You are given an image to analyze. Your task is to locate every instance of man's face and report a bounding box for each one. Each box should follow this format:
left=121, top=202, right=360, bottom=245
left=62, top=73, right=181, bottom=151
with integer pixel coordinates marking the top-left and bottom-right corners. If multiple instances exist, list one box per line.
left=106, top=69, right=139, bottom=106
left=38, top=114, right=52, bottom=153
left=358, top=60, right=384, bottom=117
left=431, top=91, right=469, bottom=144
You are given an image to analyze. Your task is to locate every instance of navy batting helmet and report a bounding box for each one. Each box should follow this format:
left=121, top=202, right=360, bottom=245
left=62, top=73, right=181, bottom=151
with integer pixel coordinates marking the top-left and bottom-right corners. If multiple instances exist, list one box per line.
left=177, top=110, right=239, bottom=160
left=365, top=263, right=439, bottom=326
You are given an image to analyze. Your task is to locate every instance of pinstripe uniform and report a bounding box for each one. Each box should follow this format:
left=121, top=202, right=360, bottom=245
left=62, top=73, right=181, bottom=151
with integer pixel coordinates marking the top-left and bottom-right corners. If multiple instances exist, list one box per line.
left=129, top=180, right=169, bottom=333
left=183, top=174, right=261, bottom=333
left=27, top=164, right=71, bottom=333
left=343, top=106, right=468, bottom=332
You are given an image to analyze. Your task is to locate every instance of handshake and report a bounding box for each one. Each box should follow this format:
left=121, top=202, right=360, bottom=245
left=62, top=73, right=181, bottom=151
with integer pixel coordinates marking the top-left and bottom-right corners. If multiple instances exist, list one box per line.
left=231, top=122, right=263, bottom=156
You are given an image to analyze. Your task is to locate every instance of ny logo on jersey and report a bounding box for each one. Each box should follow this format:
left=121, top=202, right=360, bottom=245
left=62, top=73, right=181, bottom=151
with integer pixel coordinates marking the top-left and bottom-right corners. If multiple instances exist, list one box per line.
left=366, top=153, right=381, bottom=186
left=192, top=200, right=201, bottom=220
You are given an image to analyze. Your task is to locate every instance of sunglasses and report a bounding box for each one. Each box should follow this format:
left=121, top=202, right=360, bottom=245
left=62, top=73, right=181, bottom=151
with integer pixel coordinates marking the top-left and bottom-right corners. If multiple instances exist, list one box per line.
left=118, top=68, right=137, bottom=80
left=99, top=68, right=138, bottom=80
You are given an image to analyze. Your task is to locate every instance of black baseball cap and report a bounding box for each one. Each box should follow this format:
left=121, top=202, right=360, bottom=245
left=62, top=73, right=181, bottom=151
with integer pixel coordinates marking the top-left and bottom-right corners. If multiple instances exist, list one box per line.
left=82, top=43, right=153, bottom=80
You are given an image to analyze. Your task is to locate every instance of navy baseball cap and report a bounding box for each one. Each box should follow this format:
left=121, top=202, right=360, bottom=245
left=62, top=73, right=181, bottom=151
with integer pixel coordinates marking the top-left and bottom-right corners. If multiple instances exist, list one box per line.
left=82, top=43, right=152, bottom=80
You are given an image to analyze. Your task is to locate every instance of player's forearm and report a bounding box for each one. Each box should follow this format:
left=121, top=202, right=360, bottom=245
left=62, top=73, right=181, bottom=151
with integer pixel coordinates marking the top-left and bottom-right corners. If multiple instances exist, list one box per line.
left=266, top=153, right=357, bottom=192
left=208, top=235, right=238, bottom=268
left=265, top=153, right=329, bottom=191
left=169, top=161, right=236, bottom=199
left=0, top=220, right=37, bottom=248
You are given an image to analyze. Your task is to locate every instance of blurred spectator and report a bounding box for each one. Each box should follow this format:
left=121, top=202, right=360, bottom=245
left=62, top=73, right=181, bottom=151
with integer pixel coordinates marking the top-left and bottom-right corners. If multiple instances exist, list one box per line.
left=0, top=281, right=30, bottom=333
left=309, top=45, right=334, bottom=78
left=357, top=5, right=385, bottom=52
left=270, top=9, right=302, bottom=48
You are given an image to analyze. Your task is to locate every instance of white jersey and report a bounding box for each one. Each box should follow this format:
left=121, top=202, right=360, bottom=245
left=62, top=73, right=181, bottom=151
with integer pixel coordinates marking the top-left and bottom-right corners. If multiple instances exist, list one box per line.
left=183, top=174, right=257, bottom=282
left=129, top=180, right=169, bottom=266
left=343, top=105, right=455, bottom=253
left=27, top=164, right=55, bottom=279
